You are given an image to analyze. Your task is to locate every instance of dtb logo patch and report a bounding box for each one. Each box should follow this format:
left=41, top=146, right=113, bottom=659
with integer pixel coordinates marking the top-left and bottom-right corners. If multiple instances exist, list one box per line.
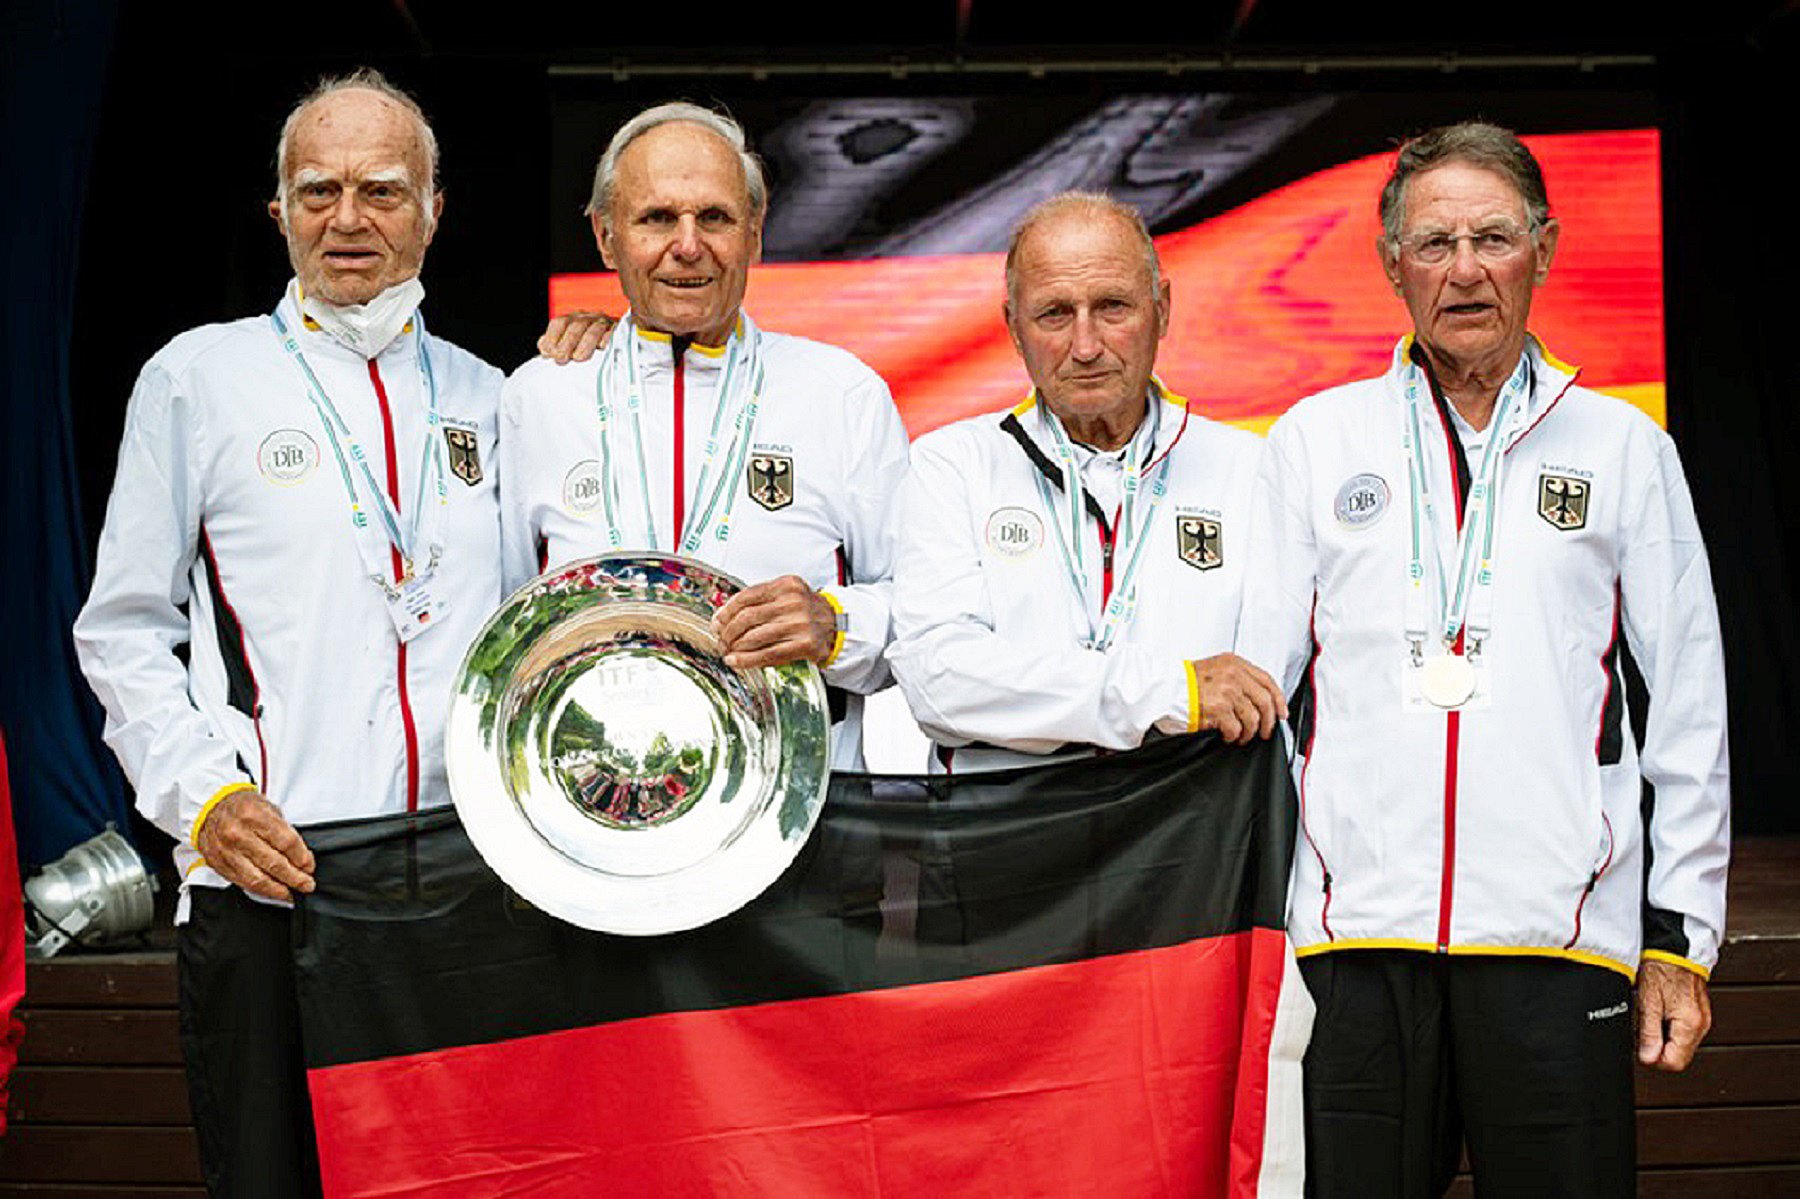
left=257, top=429, right=318, bottom=485
left=1334, top=473, right=1389, bottom=529
left=562, top=460, right=602, bottom=513
left=985, top=507, right=1044, bottom=558
left=1538, top=473, right=1590, bottom=531
left=1176, top=515, right=1223, bottom=571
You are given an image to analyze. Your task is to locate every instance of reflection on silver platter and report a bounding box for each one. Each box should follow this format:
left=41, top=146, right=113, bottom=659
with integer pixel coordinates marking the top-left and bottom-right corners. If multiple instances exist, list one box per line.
left=447, top=554, right=831, bottom=935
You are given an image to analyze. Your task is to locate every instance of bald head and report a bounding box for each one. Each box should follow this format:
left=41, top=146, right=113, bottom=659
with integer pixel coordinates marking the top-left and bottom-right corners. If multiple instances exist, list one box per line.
left=269, top=76, right=442, bottom=306
left=273, top=70, right=438, bottom=225
left=1003, top=193, right=1171, bottom=450
left=1005, top=192, right=1160, bottom=312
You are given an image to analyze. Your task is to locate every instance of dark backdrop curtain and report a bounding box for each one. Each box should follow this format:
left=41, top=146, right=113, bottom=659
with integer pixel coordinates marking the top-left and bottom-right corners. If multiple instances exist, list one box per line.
left=0, top=0, right=131, bottom=869
left=1659, top=33, right=1800, bottom=835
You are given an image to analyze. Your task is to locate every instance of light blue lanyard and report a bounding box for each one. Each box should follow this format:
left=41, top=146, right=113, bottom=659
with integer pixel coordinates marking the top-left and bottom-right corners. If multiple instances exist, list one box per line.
left=593, top=312, right=764, bottom=555
left=1401, top=352, right=1532, bottom=660
left=1030, top=387, right=1172, bottom=652
left=269, top=308, right=446, bottom=592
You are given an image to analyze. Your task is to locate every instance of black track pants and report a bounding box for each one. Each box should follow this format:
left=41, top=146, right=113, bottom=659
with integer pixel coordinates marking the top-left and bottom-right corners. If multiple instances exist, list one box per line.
left=178, top=887, right=323, bottom=1199
left=1299, top=950, right=1635, bottom=1199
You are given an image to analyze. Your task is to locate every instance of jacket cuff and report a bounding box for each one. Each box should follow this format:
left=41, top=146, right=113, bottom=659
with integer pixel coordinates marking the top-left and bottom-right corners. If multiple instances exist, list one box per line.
left=190, top=780, right=257, bottom=851
left=817, top=589, right=849, bottom=668
left=1185, top=660, right=1203, bottom=734
left=1640, top=949, right=1711, bottom=981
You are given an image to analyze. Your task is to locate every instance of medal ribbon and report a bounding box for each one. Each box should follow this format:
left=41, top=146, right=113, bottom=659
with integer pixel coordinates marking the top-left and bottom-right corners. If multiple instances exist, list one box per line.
left=594, top=311, right=764, bottom=554
left=1030, top=386, right=1172, bottom=652
left=1401, top=350, right=1533, bottom=661
left=269, top=304, right=447, bottom=596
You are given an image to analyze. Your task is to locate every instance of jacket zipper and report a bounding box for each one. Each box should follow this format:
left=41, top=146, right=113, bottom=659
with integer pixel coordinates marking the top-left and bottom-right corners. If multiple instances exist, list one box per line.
left=1426, top=366, right=1576, bottom=948
left=1099, top=506, right=1117, bottom=608
left=367, top=358, right=420, bottom=813
left=672, top=339, right=687, bottom=543
left=1431, top=379, right=1468, bottom=953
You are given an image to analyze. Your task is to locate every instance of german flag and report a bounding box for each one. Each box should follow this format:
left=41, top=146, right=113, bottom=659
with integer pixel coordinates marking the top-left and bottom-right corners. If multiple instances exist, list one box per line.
left=294, top=733, right=1311, bottom=1197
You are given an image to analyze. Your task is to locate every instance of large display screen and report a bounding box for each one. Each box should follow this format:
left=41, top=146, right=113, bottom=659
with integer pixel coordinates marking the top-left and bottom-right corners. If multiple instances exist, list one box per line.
left=549, top=91, right=1663, bottom=434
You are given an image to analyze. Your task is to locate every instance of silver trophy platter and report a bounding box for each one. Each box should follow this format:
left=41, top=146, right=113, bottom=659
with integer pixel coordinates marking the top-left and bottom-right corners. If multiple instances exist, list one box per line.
left=446, top=553, right=831, bottom=935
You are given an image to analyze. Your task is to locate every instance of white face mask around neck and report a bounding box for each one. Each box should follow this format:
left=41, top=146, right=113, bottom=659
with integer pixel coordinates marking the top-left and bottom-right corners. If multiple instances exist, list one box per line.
left=298, top=277, right=426, bottom=359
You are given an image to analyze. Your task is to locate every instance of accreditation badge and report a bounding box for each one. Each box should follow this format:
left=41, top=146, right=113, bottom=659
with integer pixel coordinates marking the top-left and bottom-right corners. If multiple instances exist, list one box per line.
left=383, top=571, right=451, bottom=643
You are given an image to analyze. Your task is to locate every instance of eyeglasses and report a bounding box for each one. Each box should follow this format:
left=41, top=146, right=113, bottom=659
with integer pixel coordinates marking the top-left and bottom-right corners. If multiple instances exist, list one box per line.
left=1391, top=223, right=1538, bottom=266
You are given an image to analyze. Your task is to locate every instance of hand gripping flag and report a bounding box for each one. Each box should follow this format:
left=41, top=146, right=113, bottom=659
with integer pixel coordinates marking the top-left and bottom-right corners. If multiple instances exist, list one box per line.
left=294, top=732, right=1312, bottom=1197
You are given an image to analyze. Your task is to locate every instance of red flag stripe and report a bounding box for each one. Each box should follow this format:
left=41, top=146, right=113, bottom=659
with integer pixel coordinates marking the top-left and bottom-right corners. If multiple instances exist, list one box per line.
left=310, top=930, right=1298, bottom=1199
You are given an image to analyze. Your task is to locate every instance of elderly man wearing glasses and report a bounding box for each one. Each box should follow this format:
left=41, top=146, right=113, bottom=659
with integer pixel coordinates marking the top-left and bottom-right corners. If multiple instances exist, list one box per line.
left=1239, top=122, right=1730, bottom=1198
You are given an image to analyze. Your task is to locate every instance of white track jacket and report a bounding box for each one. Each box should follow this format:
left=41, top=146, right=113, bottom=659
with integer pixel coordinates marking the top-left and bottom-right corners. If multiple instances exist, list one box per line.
left=890, top=388, right=1263, bottom=773
left=75, top=284, right=512, bottom=906
left=499, top=321, right=909, bottom=771
left=1239, top=337, right=1729, bottom=978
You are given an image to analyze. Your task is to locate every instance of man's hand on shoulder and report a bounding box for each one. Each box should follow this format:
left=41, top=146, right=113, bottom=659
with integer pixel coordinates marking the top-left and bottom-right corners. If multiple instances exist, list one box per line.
left=1191, top=653, right=1288, bottom=745
left=713, top=575, right=837, bottom=670
left=537, top=311, right=617, bottom=364
left=195, top=788, right=316, bottom=902
left=1636, top=958, right=1713, bottom=1072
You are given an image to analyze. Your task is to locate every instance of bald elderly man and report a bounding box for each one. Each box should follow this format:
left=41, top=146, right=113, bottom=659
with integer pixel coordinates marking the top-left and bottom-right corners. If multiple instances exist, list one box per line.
left=502, top=102, right=909, bottom=770
left=76, top=70, right=518, bottom=1196
left=888, top=191, right=1286, bottom=773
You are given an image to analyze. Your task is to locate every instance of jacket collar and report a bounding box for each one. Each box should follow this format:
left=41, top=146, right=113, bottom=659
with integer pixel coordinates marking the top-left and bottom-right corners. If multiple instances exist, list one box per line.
left=1386, top=333, right=1580, bottom=452
left=1010, top=376, right=1193, bottom=464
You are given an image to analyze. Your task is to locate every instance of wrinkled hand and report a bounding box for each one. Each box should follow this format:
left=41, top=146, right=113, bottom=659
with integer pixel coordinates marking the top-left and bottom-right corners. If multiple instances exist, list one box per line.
left=1191, top=653, right=1287, bottom=745
left=195, top=789, right=315, bottom=902
left=537, top=310, right=617, bottom=364
left=1636, top=958, right=1712, bottom=1071
left=712, top=575, right=837, bottom=669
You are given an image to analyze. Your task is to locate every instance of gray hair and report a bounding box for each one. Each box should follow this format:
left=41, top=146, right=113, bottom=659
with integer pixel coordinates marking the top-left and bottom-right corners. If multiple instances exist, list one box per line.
left=1004, top=191, right=1162, bottom=312
left=1378, top=121, right=1551, bottom=243
left=272, top=68, right=439, bottom=226
left=586, top=102, right=768, bottom=229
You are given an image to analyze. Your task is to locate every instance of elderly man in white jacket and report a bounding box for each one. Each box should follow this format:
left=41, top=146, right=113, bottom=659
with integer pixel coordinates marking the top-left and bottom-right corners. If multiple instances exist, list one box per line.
left=502, top=102, right=910, bottom=772
left=1238, top=121, right=1729, bottom=1199
left=888, top=192, right=1285, bottom=774
left=74, top=70, right=520, bottom=1197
